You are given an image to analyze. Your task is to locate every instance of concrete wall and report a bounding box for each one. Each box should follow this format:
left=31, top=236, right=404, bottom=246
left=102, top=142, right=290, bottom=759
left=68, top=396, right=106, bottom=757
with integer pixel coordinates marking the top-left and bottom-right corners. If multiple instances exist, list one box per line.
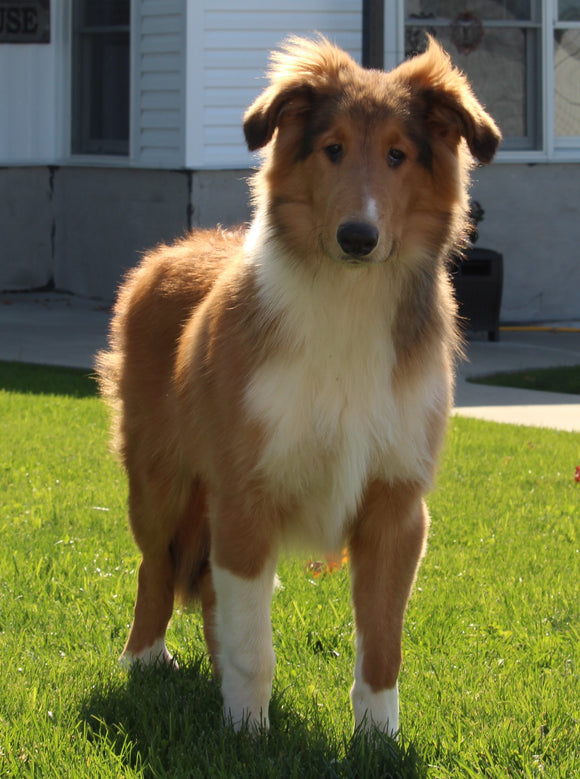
left=0, top=167, right=54, bottom=289
left=0, top=163, right=579, bottom=321
left=192, top=169, right=252, bottom=229
left=53, top=168, right=191, bottom=299
left=0, top=166, right=252, bottom=300
left=471, top=164, right=580, bottom=323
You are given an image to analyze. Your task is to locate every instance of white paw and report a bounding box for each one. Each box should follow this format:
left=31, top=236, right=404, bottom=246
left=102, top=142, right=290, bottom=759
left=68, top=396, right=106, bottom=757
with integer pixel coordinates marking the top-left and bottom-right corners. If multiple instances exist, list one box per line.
left=119, top=638, right=177, bottom=669
left=223, top=699, right=270, bottom=733
left=351, top=679, right=399, bottom=737
left=220, top=647, right=275, bottom=733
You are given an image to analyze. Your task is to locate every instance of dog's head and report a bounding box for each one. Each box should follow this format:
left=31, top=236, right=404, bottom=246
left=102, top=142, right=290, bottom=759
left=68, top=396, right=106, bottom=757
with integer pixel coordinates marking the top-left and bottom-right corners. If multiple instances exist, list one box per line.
left=243, top=36, right=501, bottom=268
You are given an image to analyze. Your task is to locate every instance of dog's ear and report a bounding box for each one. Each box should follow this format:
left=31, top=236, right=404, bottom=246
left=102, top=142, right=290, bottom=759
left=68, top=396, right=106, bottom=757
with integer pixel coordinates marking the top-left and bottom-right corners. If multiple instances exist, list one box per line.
left=394, top=37, right=501, bottom=164
left=243, top=36, right=346, bottom=152
left=243, top=84, right=314, bottom=152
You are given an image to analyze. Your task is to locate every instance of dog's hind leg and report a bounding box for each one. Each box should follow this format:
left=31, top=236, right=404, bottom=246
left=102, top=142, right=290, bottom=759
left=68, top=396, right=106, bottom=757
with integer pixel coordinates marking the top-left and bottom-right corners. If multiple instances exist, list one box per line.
left=198, top=562, right=219, bottom=671
left=121, top=551, right=176, bottom=667
left=348, top=480, right=429, bottom=736
left=120, top=474, right=212, bottom=668
left=119, top=474, right=179, bottom=667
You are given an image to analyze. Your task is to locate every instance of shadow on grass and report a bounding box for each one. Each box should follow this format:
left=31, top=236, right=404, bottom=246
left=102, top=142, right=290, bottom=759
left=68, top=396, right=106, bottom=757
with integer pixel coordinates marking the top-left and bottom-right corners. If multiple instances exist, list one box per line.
left=79, top=657, right=426, bottom=778
left=0, top=361, right=98, bottom=398
left=466, top=364, right=580, bottom=396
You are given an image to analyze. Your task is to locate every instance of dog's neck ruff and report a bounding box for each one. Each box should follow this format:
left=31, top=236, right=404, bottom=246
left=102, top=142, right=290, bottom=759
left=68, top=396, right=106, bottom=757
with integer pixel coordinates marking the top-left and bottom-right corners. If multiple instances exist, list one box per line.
left=243, top=208, right=398, bottom=340
left=239, top=209, right=447, bottom=550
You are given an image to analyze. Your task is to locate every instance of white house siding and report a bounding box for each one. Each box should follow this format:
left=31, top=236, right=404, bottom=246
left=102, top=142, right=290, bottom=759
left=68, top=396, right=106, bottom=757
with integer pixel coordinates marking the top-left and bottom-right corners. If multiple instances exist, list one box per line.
left=132, top=0, right=186, bottom=167
left=186, top=0, right=362, bottom=169
left=0, top=0, right=188, bottom=168
left=0, top=7, right=61, bottom=164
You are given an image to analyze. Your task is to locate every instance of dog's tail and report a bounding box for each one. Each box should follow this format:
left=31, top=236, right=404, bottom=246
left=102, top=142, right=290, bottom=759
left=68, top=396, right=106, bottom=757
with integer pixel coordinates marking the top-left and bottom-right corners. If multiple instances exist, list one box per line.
left=94, top=346, right=125, bottom=459
left=168, top=478, right=212, bottom=605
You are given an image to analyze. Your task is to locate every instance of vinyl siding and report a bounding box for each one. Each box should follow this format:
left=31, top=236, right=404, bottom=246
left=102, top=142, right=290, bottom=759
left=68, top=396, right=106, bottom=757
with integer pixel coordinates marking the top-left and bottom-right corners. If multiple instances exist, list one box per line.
left=187, top=0, right=362, bottom=169
left=0, top=1, right=64, bottom=165
left=133, top=0, right=186, bottom=166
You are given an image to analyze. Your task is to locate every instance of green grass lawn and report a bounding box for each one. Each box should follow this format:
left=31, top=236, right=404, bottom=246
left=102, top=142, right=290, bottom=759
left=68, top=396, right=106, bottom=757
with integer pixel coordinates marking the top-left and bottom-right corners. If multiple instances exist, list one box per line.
left=468, top=364, right=580, bottom=396
left=1, top=361, right=579, bottom=777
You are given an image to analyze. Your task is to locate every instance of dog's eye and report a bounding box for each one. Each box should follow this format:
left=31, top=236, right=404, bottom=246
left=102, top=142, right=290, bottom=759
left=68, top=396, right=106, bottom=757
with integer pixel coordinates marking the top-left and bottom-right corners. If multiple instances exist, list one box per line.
left=388, top=148, right=406, bottom=168
left=324, top=143, right=344, bottom=163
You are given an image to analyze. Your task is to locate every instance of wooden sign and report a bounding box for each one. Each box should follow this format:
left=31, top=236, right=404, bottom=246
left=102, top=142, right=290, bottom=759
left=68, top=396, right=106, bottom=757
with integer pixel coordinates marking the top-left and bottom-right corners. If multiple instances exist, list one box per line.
left=0, top=1, right=50, bottom=43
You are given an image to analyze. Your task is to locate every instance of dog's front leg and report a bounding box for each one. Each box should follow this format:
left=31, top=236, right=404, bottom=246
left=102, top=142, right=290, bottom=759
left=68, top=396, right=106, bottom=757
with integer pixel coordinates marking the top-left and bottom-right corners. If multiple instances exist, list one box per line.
left=212, top=555, right=278, bottom=732
left=348, top=480, right=429, bottom=736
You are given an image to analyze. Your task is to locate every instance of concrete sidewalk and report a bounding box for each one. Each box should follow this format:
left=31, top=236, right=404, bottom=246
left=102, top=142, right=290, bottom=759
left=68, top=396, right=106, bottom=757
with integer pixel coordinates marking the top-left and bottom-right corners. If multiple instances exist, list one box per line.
left=454, top=329, right=580, bottom=432
left=1, top=290, right=579, bottom=432
left=0, top=291, right=110, bottom=370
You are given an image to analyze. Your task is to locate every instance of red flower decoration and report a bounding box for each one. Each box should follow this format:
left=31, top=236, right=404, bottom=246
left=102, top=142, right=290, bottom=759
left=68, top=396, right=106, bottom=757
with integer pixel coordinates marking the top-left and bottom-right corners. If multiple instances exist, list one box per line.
left=575, top=466, right=580, bottom=483
left=307, top=549, right=349, bottom=577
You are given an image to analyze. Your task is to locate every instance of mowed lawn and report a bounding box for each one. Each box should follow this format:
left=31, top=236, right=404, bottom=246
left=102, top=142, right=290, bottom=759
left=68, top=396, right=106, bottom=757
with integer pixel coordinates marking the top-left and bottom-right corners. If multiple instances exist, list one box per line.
left=0, top=362, right=578, bottom=778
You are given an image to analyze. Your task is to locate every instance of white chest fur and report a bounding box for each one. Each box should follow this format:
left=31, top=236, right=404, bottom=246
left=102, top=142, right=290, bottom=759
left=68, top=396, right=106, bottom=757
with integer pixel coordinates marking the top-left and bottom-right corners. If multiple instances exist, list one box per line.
left=243, top=239, right=446, bottom=549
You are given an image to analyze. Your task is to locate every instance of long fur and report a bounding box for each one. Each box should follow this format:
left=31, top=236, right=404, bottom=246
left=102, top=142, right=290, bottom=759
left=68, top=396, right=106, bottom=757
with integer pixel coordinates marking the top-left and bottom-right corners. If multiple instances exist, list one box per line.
left=97, top=36, right=500, bottom=732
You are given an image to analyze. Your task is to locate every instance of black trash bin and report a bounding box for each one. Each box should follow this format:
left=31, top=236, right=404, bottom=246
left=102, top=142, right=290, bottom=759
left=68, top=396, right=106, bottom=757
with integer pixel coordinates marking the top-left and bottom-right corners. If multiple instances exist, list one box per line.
left=450, top=247, right=503, bottom=342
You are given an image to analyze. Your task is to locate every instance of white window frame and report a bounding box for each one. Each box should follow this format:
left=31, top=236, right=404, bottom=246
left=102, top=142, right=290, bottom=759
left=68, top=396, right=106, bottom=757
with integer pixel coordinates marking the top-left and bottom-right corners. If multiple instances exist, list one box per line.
left=397, top=0, right=580, bottom=163
left=59, top=0, right=136, bottom=167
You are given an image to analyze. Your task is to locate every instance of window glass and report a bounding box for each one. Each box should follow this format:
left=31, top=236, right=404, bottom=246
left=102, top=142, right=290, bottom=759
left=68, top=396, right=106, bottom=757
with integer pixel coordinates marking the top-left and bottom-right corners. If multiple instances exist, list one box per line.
left=404, top=2, right=541, bottom=149
left=406, top=1, right=532, bottom=21
left=81, top=1, right=130, bottom=27
left=558, top=1, right=580, bottom=21
left=554, top=29, right=580, bottom=137
left=71, top=0, right=130, bottom=156
left=406, top=26, right=531, bottom=140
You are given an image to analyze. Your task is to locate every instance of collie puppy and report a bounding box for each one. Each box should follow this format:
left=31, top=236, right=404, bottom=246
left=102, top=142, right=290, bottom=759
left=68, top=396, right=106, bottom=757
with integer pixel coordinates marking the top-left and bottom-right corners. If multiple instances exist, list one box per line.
left=97, top=36, right=500, bottom=735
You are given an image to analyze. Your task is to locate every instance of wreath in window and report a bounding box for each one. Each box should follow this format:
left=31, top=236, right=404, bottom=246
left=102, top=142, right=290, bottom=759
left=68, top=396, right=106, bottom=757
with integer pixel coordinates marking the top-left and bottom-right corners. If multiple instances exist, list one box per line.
left=451, top=11, right=484, bottom=55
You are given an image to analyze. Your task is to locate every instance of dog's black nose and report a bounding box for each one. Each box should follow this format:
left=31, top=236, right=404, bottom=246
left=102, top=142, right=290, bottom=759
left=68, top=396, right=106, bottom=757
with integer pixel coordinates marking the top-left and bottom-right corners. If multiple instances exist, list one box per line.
left=337, top=222, right=379, bottom=258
